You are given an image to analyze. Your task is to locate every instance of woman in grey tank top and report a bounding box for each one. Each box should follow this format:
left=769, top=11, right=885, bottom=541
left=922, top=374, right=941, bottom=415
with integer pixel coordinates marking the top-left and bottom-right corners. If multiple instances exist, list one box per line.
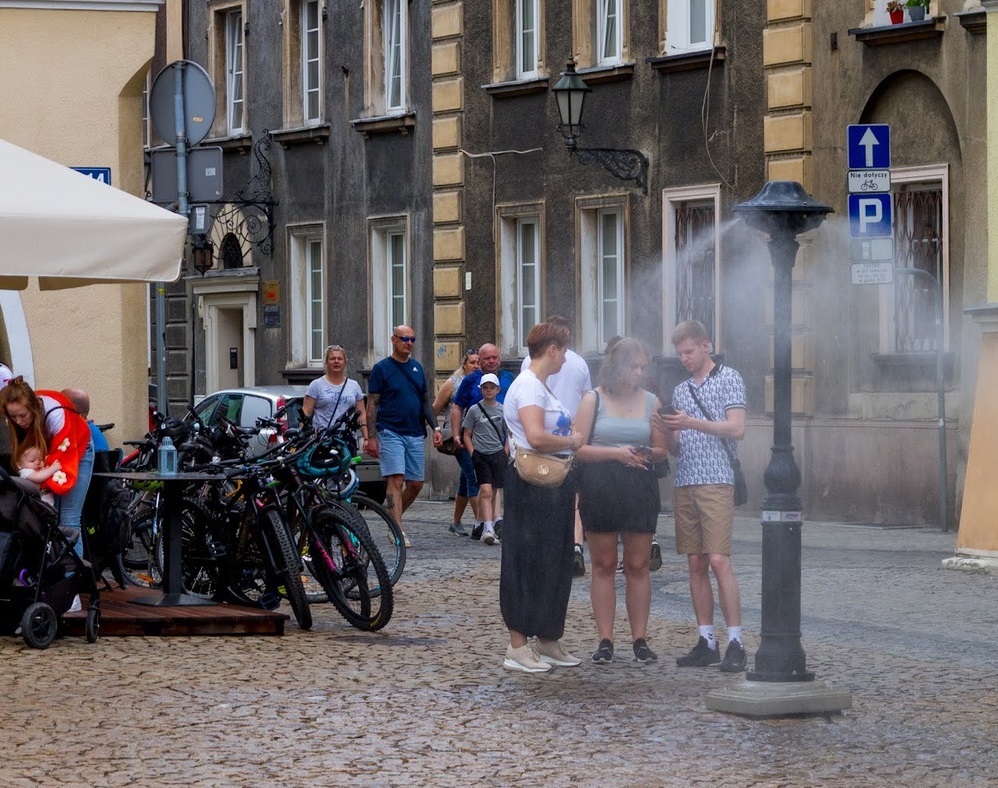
left=575, top=337, right=667, bottom=665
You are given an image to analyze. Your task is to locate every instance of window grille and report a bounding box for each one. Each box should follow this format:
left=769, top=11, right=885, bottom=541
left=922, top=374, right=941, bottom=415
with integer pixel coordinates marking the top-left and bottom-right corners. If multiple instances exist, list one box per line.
left=673, top=201, right=715, bottom=339
left=893, top=186, right=942, bottom=352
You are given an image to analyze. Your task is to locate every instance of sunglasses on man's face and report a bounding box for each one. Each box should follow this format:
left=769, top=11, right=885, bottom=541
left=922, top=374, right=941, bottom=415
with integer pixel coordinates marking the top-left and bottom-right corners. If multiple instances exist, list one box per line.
left=394, top=335, right=416, bottom=343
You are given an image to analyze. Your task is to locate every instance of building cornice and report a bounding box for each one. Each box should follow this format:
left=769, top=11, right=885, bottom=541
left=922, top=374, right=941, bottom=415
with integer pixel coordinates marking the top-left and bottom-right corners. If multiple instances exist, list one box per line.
left=0, top=0, right=162, bottom=11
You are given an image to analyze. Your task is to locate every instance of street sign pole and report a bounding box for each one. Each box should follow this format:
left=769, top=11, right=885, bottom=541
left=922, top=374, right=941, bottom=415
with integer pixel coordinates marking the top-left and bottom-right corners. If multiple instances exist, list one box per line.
left=149, top=60, right=215, bottom=418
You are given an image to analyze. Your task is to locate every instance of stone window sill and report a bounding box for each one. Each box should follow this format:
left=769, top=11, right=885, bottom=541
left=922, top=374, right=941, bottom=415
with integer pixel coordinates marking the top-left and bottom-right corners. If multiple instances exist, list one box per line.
left=576, top=62, right=635, bottom=85
left=848, top=17, right=945, bottom=46
left=350, top=112, right=416, bottom=138
left=954, top=9, right=986, bottom=35
left=271, top=124, right=331, bottom=148
left=647, top=47, right=726, bottom=74
left=482, top=77, right=549, bottom=98
left=203, top=133, right=254, bottom=154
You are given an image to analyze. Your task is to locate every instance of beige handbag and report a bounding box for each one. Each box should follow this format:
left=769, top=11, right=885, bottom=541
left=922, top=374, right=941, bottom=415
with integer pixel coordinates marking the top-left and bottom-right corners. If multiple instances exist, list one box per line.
left=514, top=447, right=573, bottom=488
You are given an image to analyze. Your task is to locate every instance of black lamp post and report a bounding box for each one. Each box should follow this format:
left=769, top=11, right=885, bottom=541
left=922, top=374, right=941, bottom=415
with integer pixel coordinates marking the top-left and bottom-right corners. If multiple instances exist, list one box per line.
left=552, top=60, right=649, bottom=193
left=732, top=181, right=831, bottom=683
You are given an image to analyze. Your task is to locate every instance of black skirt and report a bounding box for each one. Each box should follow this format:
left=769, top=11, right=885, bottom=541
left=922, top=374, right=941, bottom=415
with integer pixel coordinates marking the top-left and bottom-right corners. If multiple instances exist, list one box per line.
left=499, top=466, right=577, bottom=640
left=578, top=461, right=660, bottom=534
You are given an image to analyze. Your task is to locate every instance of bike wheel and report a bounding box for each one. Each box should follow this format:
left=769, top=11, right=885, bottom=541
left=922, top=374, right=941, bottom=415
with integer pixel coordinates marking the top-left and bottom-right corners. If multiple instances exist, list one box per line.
left=348, top=494, right=406, bottom=587
left=261, top=506, right=312, bottom=630
left=117, top=509, right=162, bottom=588
left=154, top=497, right=223, bottom=601
left=312, top=508, right=393, bottom=631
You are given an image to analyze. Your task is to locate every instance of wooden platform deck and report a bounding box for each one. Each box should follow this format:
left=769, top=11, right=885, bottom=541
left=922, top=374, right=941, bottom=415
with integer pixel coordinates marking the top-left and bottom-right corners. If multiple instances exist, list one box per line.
left=62, top=585, right=288, bottom=637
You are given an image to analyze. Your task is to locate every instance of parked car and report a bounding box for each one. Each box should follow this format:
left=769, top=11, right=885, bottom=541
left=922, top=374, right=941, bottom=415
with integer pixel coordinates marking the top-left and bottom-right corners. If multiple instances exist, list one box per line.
left=187, top=386, right=385, bottom=502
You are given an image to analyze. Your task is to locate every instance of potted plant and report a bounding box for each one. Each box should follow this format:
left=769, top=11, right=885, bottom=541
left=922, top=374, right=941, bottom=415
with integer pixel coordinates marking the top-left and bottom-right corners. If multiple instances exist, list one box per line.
left=887, top=0, right=905, bottom=23
left=906, top=0, right=929, bottom=22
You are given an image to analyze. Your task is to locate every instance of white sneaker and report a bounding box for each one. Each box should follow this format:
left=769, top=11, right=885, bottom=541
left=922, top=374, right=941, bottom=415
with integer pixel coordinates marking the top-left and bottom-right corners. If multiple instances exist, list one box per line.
left=402, top=532, right=411, bottom=549
left=482, top=525, right=499, bottom=545
left=503, top=644, right=551, bottom=673
left=67, top=594, right=82, bottom=613
left=533, top=638, right=582, bottom=666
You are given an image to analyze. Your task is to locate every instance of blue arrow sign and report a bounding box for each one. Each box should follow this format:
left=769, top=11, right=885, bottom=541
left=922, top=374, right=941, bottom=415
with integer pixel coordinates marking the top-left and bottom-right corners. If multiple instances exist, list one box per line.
left=847, top=124, right=890, bottom=170
left=848, top=194, right=893, bottom=238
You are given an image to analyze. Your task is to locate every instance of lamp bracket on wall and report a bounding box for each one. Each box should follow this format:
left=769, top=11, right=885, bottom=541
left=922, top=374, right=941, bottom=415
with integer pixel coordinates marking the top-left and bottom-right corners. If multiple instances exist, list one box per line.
left=201, top=131, right=278, bottom=256
left=571, top=146, right=649, bottom=194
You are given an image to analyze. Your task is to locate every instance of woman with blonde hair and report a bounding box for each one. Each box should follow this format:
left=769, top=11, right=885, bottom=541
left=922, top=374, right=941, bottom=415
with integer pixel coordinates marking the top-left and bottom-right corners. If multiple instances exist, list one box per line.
left=302, top=344, right=367, bottom=434
left=575, top=337, right=666, bottom=664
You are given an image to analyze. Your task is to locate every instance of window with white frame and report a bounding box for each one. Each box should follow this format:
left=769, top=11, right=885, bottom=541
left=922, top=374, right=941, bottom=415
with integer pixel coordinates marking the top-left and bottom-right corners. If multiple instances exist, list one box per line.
left=662, top=185, right=720, bottom=347
left=289, top=227, right=326, bottom=366
left=577, top=198, right=628, bottom=353
left=302, top=0, right=322, bottom=124
left=880, top=165, right=949, bottom=354
left=226, top=8, right=245, bottom=133
left=497, top=206, right=544, bottom=357
left=363, top=0, right=409, bottom=117
left=370, top=219, right=409, bottom=358
left=383, top=0, right=407, bottom=113
left=597, top=0, right=623, bottom=65
left=516, top=0, right=540, bottom=79
left=665, top=0, right=714, bottom=55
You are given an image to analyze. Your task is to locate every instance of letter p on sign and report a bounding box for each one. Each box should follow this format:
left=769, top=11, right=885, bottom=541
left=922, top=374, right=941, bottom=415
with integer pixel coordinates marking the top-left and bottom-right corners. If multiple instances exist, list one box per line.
left=848, top=194, right=893, bottom=239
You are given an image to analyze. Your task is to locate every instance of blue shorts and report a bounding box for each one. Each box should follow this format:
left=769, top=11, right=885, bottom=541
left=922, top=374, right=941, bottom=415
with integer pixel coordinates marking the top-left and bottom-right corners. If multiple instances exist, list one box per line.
left=378, top=428, right=425, bottom=481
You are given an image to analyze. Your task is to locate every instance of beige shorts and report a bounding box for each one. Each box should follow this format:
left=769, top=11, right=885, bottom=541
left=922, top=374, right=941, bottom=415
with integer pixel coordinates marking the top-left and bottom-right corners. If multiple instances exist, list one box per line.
left=673, top=484, right=734, bottom=556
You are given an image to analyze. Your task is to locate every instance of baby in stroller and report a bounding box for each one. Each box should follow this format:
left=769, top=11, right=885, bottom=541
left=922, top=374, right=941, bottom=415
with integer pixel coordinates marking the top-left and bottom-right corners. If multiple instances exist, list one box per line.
left=0, top=466, right=100, bottom=648
left=15, top=445, right=61, bottom=507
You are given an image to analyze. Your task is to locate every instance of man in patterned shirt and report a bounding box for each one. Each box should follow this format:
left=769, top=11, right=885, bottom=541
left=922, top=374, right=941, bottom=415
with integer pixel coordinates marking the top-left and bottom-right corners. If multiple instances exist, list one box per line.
left=656, top=320, right=748, bottom=673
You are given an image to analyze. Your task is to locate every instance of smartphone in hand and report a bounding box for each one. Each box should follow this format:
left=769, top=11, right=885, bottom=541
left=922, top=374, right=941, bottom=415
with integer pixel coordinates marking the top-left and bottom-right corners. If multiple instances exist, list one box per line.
left=658, top=405, right=678, bottom=416
left=634, top=445, right=653, bottom=456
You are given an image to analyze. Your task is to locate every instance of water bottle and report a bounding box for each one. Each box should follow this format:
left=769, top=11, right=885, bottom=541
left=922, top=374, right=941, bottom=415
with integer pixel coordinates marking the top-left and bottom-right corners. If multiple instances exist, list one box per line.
left=158, top=435, right=178, bottom=476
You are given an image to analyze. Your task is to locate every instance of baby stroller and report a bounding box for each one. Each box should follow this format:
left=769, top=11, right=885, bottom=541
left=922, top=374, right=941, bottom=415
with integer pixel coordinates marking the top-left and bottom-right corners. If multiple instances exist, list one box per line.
left=0, top=465, right=100, bottom=648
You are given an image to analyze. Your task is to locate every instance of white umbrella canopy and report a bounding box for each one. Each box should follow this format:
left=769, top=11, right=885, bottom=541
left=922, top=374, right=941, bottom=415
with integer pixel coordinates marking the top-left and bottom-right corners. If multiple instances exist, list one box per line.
left=0, top=138, right=186, bottom=290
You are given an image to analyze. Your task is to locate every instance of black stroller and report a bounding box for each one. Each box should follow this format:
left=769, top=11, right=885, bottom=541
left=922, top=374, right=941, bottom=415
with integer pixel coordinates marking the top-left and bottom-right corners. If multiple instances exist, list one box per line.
left=0, top=466, right=100, bottom=648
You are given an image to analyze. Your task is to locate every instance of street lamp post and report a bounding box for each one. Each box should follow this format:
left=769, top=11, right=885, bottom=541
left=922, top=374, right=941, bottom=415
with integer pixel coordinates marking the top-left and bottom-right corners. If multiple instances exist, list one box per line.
left=552, top=60, right=649, bottom=193
left=707, top=181, right=851, bottom=717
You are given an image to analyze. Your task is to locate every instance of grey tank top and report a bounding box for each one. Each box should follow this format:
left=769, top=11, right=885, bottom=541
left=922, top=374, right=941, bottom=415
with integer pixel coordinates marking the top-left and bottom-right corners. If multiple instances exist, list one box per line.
left=590, top=390, right=655, bottom=447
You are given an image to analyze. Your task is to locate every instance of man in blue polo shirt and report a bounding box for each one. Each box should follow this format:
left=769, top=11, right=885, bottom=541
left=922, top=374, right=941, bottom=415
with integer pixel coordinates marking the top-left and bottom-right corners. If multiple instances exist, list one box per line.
left=365, top=325, right=442, bottom=548
left=450, top=342, right=516, bottom=539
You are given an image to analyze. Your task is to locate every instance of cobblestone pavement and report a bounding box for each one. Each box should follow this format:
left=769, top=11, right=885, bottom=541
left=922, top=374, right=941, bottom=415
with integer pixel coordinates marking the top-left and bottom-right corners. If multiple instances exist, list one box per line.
left=4, top=501, right=998, bottom=786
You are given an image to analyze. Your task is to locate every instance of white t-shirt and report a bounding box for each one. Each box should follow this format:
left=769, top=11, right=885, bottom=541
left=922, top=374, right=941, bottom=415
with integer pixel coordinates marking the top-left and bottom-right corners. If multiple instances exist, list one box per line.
left=520, top=349, right=590, bottom=418
left=503, top=369, right=573, bottom=453
left=305, top=377, right=365, bottom=430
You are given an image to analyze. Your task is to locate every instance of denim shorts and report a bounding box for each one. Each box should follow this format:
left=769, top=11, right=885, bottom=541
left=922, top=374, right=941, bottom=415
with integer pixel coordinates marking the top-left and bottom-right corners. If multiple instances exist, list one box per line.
left=378, top=428, right=425, bottom=481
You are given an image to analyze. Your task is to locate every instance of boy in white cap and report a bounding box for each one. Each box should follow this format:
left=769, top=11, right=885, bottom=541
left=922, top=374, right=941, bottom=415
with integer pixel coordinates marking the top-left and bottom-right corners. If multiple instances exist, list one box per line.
left=461, top=373, right=509, bottom=546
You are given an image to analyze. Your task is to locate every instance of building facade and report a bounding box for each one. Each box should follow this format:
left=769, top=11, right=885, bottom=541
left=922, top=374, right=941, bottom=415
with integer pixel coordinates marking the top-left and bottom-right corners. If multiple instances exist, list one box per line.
left=162, top=0, right=435, bottom=413
left=160, top=0, right=989, bottom=526
left=427, top=0, right=987, bottom=526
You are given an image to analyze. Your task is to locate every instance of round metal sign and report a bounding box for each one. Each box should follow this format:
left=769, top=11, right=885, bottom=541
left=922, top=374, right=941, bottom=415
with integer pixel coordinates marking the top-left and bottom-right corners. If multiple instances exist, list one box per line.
left=149, top=60, right=216, bottom=146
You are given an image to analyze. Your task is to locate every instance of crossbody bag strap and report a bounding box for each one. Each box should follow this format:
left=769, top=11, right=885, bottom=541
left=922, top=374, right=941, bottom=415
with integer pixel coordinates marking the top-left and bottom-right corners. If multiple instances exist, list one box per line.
left=686, top=382, right=738, bottom=469
left=477, top=401, right=507, bottom=445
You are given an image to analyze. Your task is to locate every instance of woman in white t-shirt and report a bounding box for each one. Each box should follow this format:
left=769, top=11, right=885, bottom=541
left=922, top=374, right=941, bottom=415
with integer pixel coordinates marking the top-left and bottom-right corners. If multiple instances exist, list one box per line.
left=303, top=345, right=368, bottom=438
left=499, top=322, right=583, bottom=674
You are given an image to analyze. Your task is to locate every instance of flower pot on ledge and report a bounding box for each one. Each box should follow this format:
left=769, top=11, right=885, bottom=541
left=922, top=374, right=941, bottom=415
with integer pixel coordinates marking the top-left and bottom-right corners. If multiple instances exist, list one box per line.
left=908, top=6, right=926, bottom=21
left=889, top=9, right=905, bottom=23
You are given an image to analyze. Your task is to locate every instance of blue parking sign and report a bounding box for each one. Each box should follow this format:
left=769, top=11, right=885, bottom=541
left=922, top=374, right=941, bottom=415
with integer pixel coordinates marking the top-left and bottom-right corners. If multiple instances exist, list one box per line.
left=847, top=125, right=890, bottom=170
left=848, top=194, right=893, bottom=238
